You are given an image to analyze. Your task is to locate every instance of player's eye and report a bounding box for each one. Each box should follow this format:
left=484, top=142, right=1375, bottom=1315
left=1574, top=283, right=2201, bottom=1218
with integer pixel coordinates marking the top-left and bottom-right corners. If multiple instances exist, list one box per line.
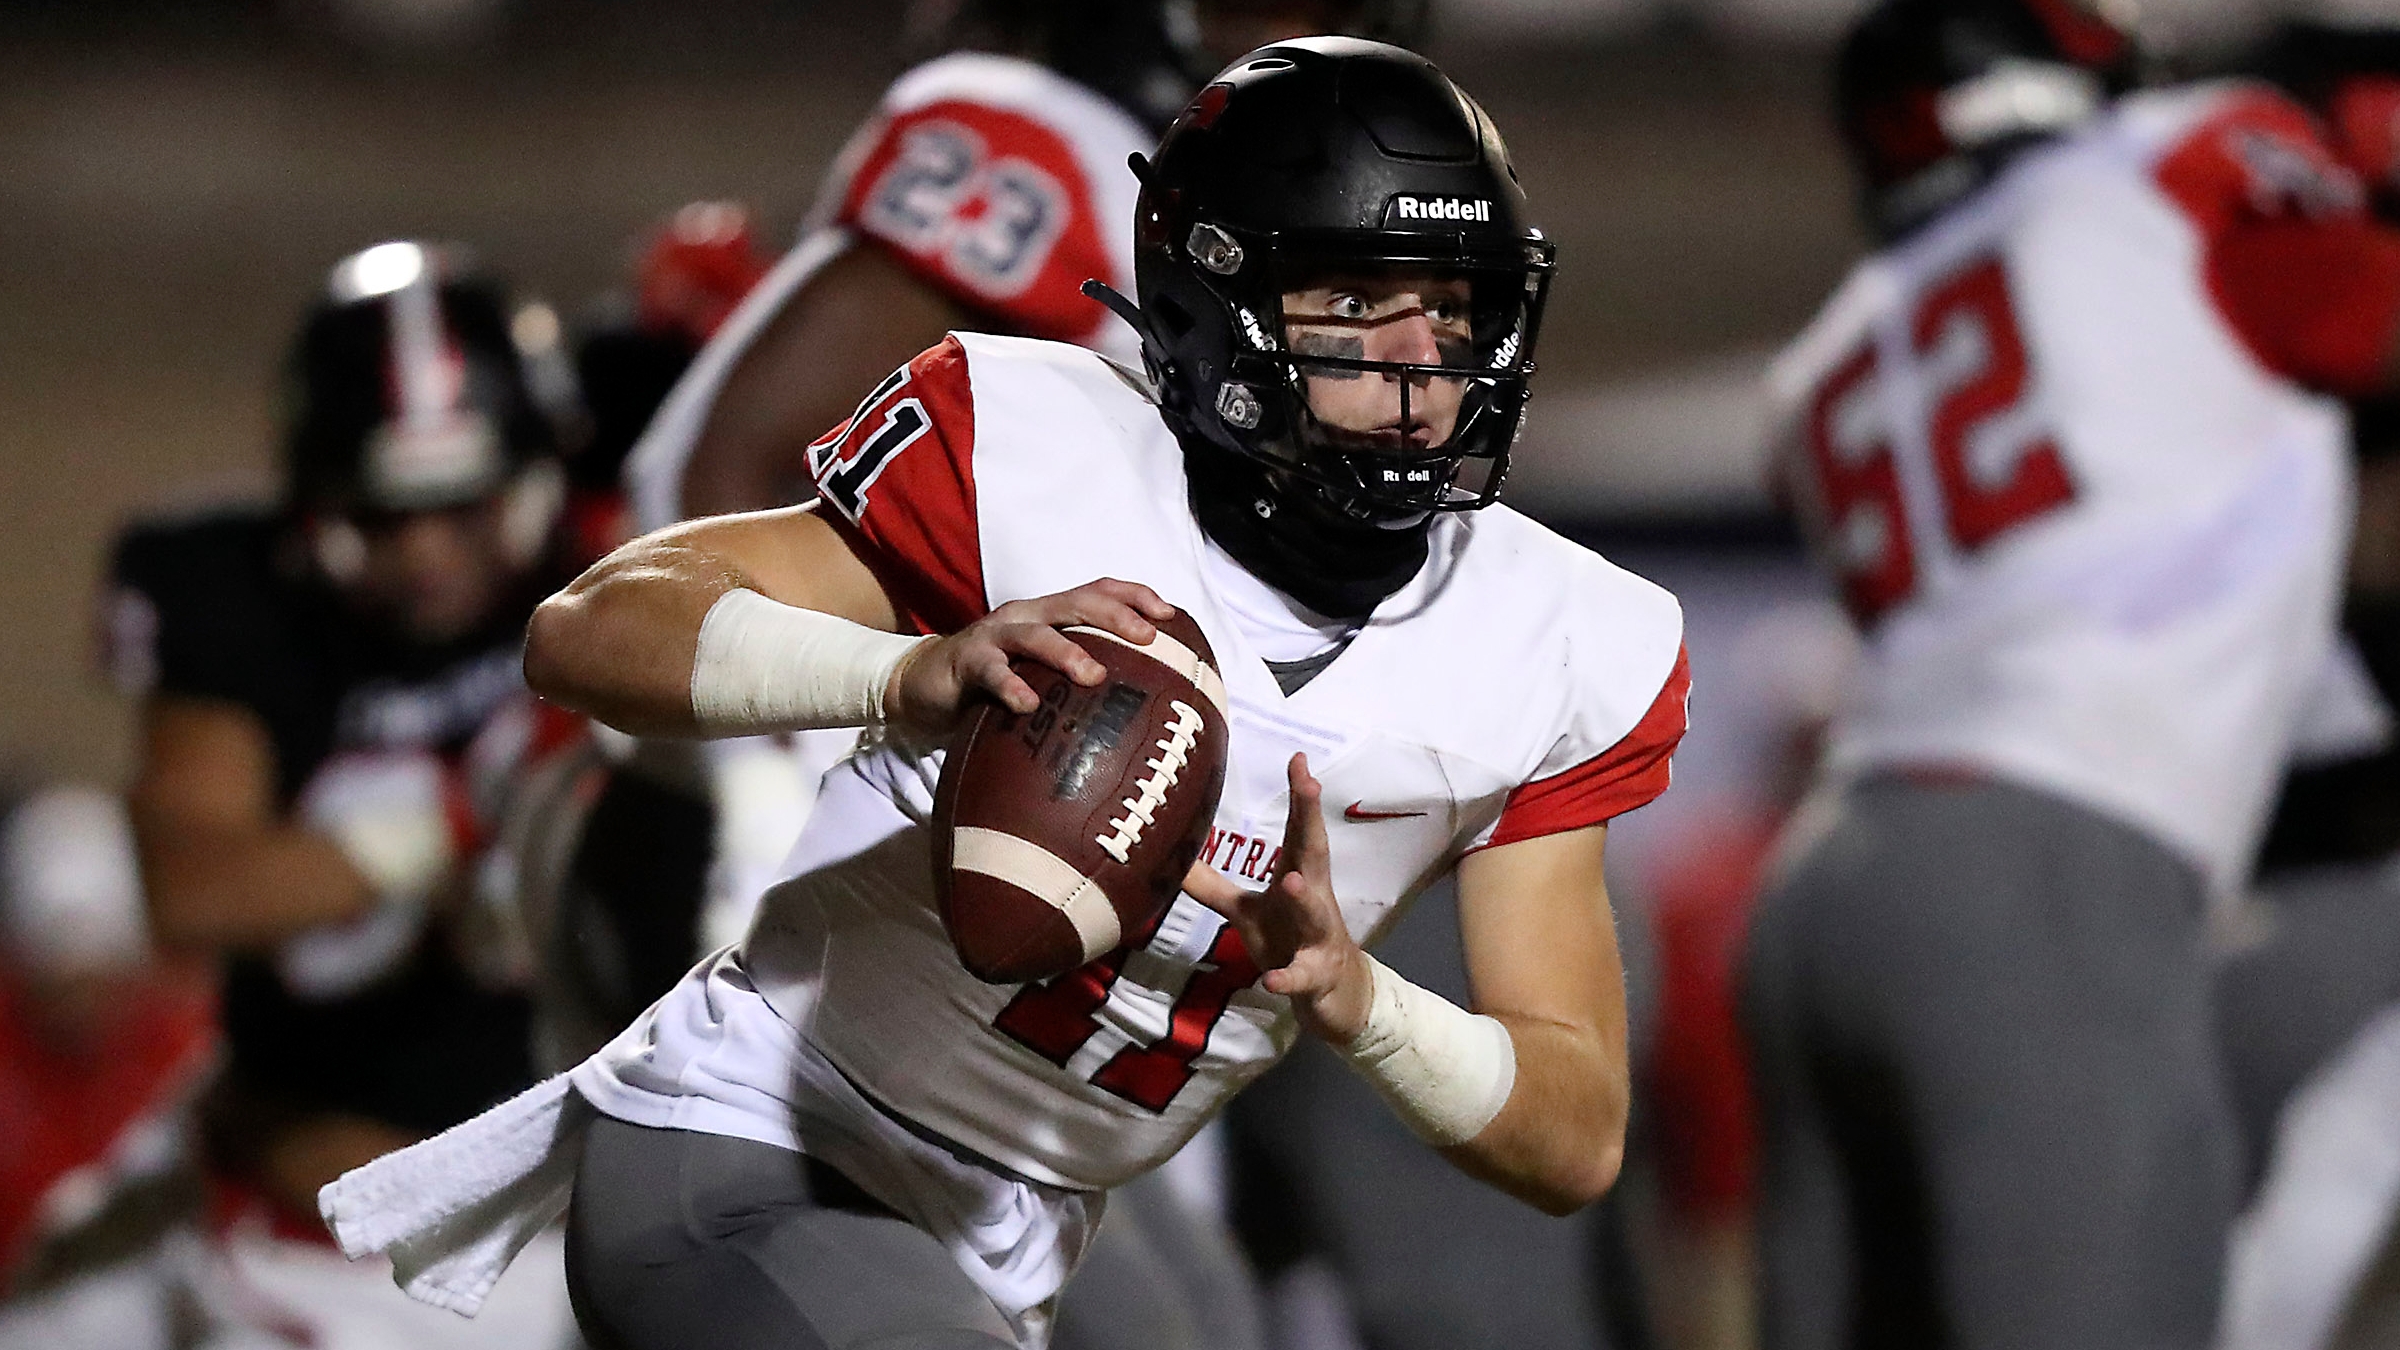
left=1329, top=293, right=1370, bottom=320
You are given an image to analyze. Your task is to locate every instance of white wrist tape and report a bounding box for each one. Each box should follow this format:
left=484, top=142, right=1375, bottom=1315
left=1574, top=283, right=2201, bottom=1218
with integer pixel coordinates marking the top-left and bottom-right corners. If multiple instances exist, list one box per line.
left=1339, top=954, right=1519, bottom=1147
left=688, top=588, right=930, bottom=734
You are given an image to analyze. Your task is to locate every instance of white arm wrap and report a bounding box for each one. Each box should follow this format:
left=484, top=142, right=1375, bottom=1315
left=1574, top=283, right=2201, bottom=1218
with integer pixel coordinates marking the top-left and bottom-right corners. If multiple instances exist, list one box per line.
left=1338, top=954, right=1519, bottom=1147
left=688, top=588, right=930, bottom=734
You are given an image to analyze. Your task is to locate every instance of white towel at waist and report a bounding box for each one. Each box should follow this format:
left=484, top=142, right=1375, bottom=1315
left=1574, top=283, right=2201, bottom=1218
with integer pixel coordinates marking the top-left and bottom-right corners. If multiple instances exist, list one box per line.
left=316, top=1072, right=584, bottom=1317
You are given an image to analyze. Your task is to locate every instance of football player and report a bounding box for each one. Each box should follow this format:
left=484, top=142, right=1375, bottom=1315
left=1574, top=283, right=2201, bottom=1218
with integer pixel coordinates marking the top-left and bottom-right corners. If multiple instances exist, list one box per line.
left=1750, top=0, right=2400, bottom=1345
left=111, top=242, right=582, bottom=1347
left=617, top=9, right=1539, bottom=1345
left=321, top=40, right=1688, bottom=1350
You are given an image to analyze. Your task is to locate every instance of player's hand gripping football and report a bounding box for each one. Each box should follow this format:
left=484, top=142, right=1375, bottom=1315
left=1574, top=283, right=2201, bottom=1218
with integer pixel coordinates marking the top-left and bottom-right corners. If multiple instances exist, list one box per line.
left=1183, top=753, right=1374, bottom=1045
left=883, top=579, right=1177, bottom=735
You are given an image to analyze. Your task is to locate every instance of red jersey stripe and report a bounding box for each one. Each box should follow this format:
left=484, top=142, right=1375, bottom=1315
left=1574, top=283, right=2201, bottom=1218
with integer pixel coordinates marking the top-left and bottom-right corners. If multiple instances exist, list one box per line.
left=808, top=337, right=990, bottom=634
left=1480, top=645, right=1692, bottom=851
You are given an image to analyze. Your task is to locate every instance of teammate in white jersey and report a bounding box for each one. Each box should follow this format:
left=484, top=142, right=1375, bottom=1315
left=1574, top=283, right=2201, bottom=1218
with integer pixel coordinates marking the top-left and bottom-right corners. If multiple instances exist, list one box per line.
left=1748, top=0, right=2400, bottom=1346
left=320, top=39, right=1687, bottom=1349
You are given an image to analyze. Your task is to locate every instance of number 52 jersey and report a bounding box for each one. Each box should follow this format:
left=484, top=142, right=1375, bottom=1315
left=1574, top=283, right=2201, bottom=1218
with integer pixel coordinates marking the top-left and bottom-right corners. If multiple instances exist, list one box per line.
left=576, top=332, right=1689, bottom=1193
left=1770, top=81, right=2394, bottom=894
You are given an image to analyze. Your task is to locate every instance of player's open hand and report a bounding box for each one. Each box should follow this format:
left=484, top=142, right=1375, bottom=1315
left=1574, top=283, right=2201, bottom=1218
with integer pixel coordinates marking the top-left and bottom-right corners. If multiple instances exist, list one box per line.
left=884, top=579, right=1176, bottom=734
left=1183, top=752, right=1374, bottom=1045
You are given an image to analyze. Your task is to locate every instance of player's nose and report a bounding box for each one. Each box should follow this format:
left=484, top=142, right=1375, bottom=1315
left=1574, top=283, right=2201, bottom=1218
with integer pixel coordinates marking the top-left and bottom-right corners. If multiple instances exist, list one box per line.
left=1364, top=304, right=1443, bottom=369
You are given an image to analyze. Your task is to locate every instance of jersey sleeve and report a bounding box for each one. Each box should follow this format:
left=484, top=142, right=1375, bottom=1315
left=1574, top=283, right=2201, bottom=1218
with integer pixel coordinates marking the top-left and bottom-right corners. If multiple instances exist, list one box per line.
left=104, top=515, right=293, bottom=710
left=1476, top=645, right=1692, bottom=852
left=833, top=99, right=1117, bottom=345
left=805, top=336, right=990, bottom=635
left=2154, top=86, right=2400, bottom=396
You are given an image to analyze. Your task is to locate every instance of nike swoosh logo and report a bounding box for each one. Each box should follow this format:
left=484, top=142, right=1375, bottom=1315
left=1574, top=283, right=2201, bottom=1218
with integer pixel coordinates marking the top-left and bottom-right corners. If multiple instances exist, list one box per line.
left=1344, top=802, right=1428, bottom=822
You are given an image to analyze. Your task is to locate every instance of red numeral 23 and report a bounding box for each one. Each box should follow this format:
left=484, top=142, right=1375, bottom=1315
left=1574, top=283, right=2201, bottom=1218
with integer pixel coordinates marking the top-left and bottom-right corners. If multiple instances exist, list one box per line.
left=1803, top=255, right=2075, bottom=624
left=994, top=919, right=1260, bottom=1113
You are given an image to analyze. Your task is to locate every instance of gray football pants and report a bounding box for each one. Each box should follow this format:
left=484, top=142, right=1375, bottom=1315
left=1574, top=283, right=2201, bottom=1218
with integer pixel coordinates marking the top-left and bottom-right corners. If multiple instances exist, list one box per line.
left=565, top=1116, right=1263, bottom=1350
left=1740, top=775, right=2237, bottom=1350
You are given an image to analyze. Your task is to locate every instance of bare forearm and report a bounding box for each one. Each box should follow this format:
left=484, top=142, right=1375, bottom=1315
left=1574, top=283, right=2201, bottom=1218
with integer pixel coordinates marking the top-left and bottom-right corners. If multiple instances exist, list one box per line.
left=1439, top=1016, right=1629, bottom=1215
left=524, top=539, right=741, bottom=735
left=138, top=824, right=373, bottom=952
left=523, top=507, right=903, bottom=737
left=1441, top=825, right=1631, bottom=1214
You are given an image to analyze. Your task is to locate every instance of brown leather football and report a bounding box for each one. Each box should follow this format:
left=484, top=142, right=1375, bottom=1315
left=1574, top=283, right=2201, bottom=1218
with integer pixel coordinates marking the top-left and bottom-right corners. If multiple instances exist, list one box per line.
left=932, top=610, right=1231, bottom=984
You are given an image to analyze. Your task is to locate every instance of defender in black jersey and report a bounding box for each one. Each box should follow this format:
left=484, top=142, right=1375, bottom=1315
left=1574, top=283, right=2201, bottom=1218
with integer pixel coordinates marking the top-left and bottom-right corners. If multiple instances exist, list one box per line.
left=111, top=242, right=574, bottom=1236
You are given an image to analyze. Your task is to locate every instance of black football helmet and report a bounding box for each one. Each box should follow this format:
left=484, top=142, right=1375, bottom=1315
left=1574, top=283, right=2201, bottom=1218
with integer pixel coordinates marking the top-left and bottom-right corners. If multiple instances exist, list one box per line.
left=1093, top=38, right=1551, bottom=616
left=1838, top=0, right=2140, bottom=240
left=912, top=0, right=1431, bottom=130
left=284, top=241, right=557, bottom=518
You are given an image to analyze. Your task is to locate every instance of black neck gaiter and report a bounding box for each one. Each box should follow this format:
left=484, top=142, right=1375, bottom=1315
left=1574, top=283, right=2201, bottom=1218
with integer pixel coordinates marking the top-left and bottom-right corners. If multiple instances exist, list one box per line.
left=1184, top=448, right=1430, bottom=621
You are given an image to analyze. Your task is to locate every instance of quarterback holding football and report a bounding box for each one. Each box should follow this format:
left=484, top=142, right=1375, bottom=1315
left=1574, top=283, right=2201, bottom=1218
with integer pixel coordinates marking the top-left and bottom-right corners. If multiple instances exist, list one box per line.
left=321, top=39, right=1687, bottom=1348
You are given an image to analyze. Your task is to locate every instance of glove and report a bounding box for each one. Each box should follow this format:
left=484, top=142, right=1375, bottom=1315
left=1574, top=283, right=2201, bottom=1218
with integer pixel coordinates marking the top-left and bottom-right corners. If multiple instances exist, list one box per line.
left=277, top=749, right=459, bottom=998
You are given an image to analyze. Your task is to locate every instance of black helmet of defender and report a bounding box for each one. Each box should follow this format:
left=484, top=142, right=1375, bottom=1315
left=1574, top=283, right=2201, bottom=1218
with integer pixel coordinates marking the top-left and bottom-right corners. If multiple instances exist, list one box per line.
left=1838, top=0, right=2139, bottom=241
left=284, top=242, right=563, bottom=576
left=1106, top=38, right=1552, bottom=615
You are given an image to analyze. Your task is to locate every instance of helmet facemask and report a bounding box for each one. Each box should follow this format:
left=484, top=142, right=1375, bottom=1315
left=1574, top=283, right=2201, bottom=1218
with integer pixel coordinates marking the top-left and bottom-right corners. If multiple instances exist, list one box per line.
left=1176, top=223, right=1553, bottom=523
left=1106, top=37, right=1551, bottom=614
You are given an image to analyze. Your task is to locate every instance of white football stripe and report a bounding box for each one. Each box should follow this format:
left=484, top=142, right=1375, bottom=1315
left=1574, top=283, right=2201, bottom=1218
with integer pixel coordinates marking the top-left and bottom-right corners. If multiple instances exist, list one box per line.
left=951, top=826, right=1122, bottom=963
left=1061, top=625, right=1229, bottom=722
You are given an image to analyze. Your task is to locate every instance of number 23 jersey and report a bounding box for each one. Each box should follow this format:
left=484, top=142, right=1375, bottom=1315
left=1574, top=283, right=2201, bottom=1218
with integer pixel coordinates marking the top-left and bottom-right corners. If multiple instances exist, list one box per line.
left=1771, top=81, right=2382, bottom=892
left=592, top=332, right=1688, bottom=1193
left=626, top=52, right=1148, bottom=531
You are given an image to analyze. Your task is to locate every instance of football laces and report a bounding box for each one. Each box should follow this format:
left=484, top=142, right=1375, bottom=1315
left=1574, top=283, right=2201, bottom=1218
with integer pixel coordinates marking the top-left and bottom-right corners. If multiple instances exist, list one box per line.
left=1096, top=700, right=1206, bottom=865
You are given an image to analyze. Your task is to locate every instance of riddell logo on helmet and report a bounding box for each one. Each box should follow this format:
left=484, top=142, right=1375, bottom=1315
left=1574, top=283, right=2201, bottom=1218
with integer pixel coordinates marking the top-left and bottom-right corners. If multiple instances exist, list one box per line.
left=1388, top=195, right=1493, bottom=224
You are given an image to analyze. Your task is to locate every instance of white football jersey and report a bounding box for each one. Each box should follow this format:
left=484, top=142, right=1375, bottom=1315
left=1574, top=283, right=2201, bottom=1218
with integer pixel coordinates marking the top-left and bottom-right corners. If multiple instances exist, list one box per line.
left=578, top=332, right=1689, bottom=1193
left=1770, top=82, right=2360, bottom=892
left=626, top=52, right=1151, bottom=531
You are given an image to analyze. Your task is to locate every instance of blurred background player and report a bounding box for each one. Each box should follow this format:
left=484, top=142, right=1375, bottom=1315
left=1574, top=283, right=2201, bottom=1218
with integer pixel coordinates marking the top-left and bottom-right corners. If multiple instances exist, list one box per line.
left=1751, top=0, right=2400, bottom=1346
left=0, top=782, right=223, bottom=1349
left=107, top=241, right=583, bottom=1348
